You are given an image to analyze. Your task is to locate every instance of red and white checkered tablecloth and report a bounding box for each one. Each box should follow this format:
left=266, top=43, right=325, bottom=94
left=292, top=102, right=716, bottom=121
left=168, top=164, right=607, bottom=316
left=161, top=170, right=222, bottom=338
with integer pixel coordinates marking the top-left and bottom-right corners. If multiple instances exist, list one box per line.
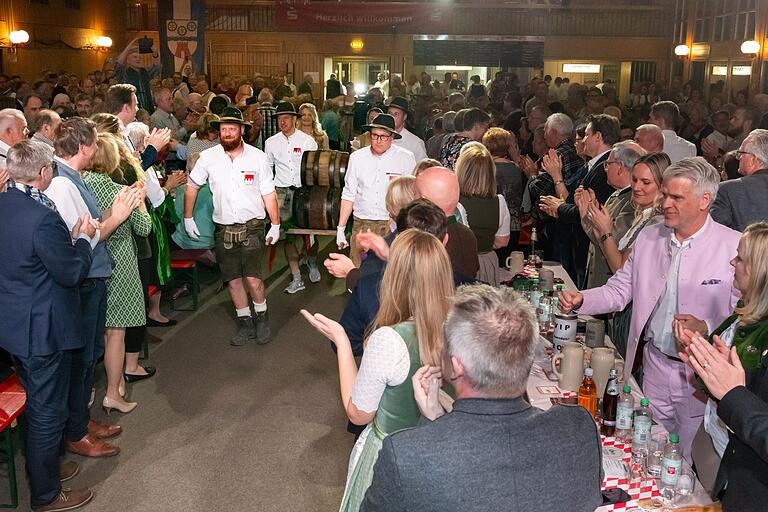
left=598, top=436, right=662, bottom=511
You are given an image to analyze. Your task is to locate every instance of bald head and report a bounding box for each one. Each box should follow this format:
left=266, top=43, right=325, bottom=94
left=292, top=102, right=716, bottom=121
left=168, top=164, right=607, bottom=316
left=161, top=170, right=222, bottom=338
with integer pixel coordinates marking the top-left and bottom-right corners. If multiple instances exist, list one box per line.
left=415, top=166, right=460, bottom=215
left=634, top=124, right=664, bottom=153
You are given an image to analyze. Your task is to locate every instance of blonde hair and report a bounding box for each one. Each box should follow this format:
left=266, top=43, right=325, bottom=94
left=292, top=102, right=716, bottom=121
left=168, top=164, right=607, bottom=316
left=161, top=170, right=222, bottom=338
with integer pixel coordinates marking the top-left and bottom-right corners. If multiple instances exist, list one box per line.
left=296, top=102, right=326, bottom=145
left=368, top=229, right=453, bottom=366
left=735, top=222, right=768, bottom=324
left=412, top=158, right=441, bottom=176
left=385, top=175, right=418, bottom=219
left=455, top=145, right=497, bottom=198
left=88, top=133, right=121, bottom=177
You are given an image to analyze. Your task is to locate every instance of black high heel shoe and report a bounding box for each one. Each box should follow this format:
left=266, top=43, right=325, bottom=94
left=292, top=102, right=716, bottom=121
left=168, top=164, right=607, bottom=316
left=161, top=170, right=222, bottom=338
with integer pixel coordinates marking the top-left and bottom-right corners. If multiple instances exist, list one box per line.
left=124, top=366, right=157, bottom=383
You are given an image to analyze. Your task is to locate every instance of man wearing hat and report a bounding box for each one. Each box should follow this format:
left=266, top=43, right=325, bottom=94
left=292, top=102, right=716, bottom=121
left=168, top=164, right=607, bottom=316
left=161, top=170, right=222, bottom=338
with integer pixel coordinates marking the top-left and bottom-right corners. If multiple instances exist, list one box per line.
left=184, top=107, right=282, bottom=346
left=387, top=96, right=427, bottom=161
left=265, top=101, right=319, bottom=294
left=337, top=113, right=417, bottom=266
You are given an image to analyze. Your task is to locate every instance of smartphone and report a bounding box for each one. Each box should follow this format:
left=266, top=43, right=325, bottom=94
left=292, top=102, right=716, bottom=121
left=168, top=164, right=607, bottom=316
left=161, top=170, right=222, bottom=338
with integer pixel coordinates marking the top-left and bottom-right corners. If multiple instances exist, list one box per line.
left=138, top=37, right=153, bottom=54
left=601, top=488, right=632, bottom=505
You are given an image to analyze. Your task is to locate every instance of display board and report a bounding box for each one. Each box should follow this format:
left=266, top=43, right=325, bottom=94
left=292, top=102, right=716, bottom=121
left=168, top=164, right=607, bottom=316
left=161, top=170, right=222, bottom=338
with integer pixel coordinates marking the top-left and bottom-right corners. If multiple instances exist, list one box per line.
left=413, top=39, right=544, bottom=68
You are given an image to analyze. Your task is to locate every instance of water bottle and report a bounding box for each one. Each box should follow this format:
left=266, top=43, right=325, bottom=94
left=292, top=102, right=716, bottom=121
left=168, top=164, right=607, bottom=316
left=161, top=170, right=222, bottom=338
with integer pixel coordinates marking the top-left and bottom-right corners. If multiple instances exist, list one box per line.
left=552, top=284, right=562, bottom=313
left=660, top=434, right=683, bottom=498
left=632, top=398, right=653, bottom=448
left=530, top=279, right=541, bottom=310
left=615, top=385, right=634, bottom=442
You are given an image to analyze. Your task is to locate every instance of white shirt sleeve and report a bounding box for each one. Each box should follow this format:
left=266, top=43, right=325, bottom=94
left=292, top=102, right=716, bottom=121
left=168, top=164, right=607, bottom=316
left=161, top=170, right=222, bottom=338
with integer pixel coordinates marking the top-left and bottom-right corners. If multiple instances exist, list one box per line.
left=257, top=153, right=276, bottom=196
left=496, top=194, right=511, bottom=237
left=341, top=154, right=359, bottom=203
left=188, top=152, right=209, bottom=187
left=350, top=326, right=411, bottom=413
left=144, top=167, right=166, bottom=208
left=46, top=177, right=88, bottom=230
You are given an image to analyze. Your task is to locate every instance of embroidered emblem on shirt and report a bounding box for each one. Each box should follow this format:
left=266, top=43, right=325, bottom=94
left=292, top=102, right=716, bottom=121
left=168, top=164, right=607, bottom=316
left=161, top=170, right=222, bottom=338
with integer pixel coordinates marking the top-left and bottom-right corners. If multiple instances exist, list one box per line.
left=700, top=279, right=722, bottom=285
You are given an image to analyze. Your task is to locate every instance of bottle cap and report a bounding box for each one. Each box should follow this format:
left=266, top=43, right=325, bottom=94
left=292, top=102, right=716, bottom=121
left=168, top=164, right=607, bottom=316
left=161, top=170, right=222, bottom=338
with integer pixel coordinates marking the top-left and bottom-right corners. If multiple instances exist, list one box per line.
left=669, top=433, right=679, bottom=443
left=584, top=367, right=593, bottom=376
left=609, top=368, right=617, bottom=376
left=533, top=278, right=539, bottom=283
left=622, top=385, right=631, bottom=393
left=640, top=398, right=649, bottom=407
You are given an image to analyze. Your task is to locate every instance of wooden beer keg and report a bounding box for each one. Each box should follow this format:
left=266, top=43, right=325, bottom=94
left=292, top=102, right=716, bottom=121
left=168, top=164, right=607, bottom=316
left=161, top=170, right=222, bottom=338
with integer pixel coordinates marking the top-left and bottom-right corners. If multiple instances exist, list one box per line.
left=300, top=150, right=347, bottom=188
left=291, top=187, right=343, bottom=230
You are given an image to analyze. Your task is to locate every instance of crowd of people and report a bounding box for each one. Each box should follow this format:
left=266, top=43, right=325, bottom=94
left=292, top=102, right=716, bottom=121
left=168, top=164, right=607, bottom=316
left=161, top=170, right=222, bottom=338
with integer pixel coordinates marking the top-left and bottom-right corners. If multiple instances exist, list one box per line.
left=0, top=56, right=767, bottom=512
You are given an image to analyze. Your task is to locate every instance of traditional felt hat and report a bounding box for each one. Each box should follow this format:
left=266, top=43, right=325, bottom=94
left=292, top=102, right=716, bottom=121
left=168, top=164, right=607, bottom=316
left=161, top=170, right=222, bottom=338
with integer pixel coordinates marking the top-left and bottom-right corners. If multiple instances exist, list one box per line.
left=385, top=96, right=411, bottom=116
left=211, top=107, right=251, bottom=132
left=274, top=101, right=300, bottom=116
left=361, top=113, right=402, bottom=139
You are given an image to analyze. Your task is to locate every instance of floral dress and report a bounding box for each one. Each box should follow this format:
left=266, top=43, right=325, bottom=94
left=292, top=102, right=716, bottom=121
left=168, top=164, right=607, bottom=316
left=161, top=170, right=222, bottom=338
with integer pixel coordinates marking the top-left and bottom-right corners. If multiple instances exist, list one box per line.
left=83, top=172, right=152, bottom=328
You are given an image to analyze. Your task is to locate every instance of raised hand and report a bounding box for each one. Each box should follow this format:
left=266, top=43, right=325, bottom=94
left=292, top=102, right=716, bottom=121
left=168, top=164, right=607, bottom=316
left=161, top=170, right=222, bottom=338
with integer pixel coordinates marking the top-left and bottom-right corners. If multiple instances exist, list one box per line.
left=411, top=365, right=445, bottom=421
left=356, top=230, right=389, bottom=261
left=558, top=290, right=583, bottom=313
left=324, top=253, right=356, bottom=278
left=541, top=149, right=563, bottom=181
left=300, top=309, right=349, bottom=348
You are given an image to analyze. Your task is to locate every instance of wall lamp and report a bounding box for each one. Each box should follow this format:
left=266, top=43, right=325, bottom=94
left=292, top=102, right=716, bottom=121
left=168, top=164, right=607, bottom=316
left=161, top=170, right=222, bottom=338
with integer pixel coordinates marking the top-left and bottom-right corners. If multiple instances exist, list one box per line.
left=674, top=44, right=690, bottom=57
left=82, top=36, right=113, bottom=52
left=740, top=39, right=760, bottom=57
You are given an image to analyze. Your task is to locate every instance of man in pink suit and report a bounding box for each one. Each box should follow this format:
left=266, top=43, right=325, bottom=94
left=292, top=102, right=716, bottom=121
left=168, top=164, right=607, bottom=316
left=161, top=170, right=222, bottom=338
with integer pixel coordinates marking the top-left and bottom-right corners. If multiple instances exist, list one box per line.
left=560, top=157, right=740, bottom=460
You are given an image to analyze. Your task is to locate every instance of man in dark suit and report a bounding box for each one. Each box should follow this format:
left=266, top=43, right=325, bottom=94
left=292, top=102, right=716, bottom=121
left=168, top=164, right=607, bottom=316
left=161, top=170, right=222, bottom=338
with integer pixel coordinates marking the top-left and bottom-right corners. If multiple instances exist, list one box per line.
left=361, top=285, right=603, bottom=512
left=0, top=140, right=95, bottom=511
left=710, top=128, right=768, bottom=232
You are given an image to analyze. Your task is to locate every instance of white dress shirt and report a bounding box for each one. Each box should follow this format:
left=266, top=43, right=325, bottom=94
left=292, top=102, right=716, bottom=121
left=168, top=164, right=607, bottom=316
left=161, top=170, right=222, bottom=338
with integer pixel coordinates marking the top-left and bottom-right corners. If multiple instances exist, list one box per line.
left=394, top=127, right=426, bottom=161
left=662, top=129, right=697, bottom=164
left=189, top=143, right=275, bottom=224
left=264, top=129, right=318, bottom=188
left=45, top=176, right=100, bottom=249
left=341, top=145, right=416, bottom=221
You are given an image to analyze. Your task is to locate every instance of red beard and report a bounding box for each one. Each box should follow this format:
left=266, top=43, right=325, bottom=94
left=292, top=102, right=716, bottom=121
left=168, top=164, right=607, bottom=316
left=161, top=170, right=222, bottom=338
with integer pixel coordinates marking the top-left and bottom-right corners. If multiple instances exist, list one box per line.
left=221, top=137, right=243, bottom=152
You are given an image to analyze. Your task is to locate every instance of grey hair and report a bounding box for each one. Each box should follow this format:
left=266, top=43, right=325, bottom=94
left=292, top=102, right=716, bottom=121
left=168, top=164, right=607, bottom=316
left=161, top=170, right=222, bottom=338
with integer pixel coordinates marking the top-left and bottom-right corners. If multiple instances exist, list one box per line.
left=0, top=108, right=25, bottom=133
left=442, top=111, right=457, bottom=132
left=445, top=284, right=537, bottom=397
left=743, top=129, right=768, bottom=168
left=663, top=156, right=720, bottom=206
left=544, top=113, right=573, bottom=137
left=125, top=121, right=150, bottom=151
left=6, top=139, right=54, bottom=182
left=611, top=141, right=644, bottom=170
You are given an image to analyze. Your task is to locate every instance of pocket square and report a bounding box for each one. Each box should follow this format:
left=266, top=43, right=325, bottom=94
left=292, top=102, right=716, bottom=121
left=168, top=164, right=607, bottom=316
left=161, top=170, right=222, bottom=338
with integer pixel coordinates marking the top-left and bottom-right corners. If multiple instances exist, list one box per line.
left=701, top=279, right=722, bottom=285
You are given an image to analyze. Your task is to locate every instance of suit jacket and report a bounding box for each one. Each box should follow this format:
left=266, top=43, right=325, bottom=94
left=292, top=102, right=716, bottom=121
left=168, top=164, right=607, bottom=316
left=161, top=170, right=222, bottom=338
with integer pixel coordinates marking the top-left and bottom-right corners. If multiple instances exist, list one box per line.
left=0, top=189, right=92, bottom=357
left=579, top=215, right=740, bottom=380
left=711, top=169, right=768, bottom=232
left=714, top=359, right=768, bottom=510
left=360, top=397, right=603, bottom=512
left=557, top=152, right=613, bottom=225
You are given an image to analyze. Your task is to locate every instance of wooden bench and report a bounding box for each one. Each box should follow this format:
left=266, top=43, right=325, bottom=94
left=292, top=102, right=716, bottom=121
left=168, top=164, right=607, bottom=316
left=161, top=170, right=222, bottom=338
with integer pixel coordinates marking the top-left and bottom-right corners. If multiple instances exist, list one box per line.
left=0, top=374, right=26, bottom=508
left=170, top=260, right=199, bottom=311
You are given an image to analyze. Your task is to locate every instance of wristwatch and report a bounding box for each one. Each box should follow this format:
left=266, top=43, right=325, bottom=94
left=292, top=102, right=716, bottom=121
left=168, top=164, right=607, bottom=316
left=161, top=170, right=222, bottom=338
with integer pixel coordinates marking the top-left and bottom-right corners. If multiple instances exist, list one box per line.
left=600, top=232, right=614, bottom=242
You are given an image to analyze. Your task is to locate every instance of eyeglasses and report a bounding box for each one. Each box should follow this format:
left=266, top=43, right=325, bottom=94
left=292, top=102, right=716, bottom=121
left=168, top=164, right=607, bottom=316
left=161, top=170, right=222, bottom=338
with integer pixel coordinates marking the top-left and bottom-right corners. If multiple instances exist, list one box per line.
left=605, top=160, right=620, bottom=167
left=735, top=150, right=753, bottom=160
left=371, top=133, right=393, bottom=141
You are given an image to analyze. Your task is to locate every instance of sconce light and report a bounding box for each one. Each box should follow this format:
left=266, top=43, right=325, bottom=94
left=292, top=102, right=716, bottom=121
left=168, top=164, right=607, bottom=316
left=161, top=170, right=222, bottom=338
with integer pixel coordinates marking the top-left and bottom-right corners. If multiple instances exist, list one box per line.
left=741, top=39, right=760, bottom=56
left=350, top=39, right=364, bottom=51
left=8, top=30, right=29, bottom=45
left=83, top=35, right=113, bottom=52
left=674, top=44, right=690, bottom=57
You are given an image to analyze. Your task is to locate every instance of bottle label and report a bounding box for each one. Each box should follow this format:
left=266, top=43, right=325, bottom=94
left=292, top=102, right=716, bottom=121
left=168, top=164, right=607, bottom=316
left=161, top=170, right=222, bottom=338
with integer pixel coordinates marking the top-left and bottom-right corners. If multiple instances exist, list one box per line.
left=538, top=303, right=551, bottom=323
left=616, top=404, right=633, bottom=429
left=661, top=458, right=682, bottom=486
left=603, top=419, right=616, bottom=427
left=633, top=416, right=652, bottom=445
left=531, top=291, right=541, bottom=308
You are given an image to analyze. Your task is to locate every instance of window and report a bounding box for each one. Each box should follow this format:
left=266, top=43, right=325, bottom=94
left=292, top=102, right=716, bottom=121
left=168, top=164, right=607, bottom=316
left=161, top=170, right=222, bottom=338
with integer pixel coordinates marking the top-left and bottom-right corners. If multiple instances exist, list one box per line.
left=734, top=0, right=757, bottom=39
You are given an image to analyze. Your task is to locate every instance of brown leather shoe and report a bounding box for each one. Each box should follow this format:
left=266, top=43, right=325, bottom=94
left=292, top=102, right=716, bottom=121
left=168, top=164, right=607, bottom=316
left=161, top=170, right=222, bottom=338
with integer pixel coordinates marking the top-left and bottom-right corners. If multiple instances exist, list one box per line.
left=32, top=488, right=93, bottom=511
left=59, top=461, right=79, bottom=483
left=66, top=434, right=119, bottom=458
left=87, top=419, right=122, bottom=439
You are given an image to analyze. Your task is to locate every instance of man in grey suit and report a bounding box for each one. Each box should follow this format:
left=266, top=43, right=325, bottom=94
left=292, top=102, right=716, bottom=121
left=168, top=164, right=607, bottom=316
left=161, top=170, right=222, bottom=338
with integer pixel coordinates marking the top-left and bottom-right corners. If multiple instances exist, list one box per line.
left=361, top=285, right=603, bottom=512
left=711, top=129, right=768, bottom=232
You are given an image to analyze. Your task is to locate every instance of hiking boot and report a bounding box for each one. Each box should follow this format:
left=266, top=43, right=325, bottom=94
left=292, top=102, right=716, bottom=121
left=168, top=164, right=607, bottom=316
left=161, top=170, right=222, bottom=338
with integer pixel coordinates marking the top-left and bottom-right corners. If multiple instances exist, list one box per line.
left=254, top=311, right=271, bottom=345
left=230, top=316, right=256, bottom=346
left=284, top=278, right=306, bottom=294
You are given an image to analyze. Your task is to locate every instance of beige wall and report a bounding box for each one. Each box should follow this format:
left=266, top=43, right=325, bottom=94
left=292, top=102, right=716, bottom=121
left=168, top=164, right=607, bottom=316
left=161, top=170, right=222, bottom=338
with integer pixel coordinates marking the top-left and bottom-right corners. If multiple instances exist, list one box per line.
left=0, top=0, right=125, bottom=79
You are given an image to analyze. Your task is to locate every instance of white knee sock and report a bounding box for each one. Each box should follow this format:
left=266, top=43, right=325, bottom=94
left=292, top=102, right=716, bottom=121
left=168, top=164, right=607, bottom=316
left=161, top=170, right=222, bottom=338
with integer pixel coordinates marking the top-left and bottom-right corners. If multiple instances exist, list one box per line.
left=235, top=307, right=251, bottom=318
left=253, top=300, right=267, bottom=313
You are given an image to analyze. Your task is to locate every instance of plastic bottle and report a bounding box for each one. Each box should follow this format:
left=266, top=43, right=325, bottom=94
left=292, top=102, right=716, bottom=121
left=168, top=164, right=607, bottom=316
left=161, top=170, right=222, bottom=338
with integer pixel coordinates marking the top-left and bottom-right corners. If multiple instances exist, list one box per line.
left=632, top=398, right=653, bottom=448
left=530, top=279, right=541, bottom=310
left=600, top=369, right=619, bottom=436
left=552, top=284, right=563, bottom=313
left=537, top=290, right=552, bottom=334
left=578, top=367, right=598, bottom=418
left=615, top=385, right=634, bottom=441
left=660, top=434, right=683, bottom=498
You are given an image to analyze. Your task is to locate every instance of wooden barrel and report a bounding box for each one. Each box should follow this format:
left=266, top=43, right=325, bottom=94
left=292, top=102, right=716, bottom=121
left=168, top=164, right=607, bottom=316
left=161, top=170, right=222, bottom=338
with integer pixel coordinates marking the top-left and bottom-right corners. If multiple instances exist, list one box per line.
left=300, top=150, right=348, bottom=188
left=291, top=187, right=342, bottom=230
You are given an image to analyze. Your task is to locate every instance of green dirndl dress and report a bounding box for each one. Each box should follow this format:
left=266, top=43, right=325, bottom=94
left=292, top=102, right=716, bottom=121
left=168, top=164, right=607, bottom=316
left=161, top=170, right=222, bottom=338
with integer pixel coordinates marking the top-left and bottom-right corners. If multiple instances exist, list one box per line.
left=339, top=321, right=422, bottom=512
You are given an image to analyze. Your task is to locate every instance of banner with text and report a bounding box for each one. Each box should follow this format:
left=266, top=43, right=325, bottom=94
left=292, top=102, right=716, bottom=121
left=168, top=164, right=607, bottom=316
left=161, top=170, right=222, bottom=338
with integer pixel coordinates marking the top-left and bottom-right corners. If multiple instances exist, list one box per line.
left=158, top=0, right=205, bottom=77
left=275, top=1, right=451, bottom=34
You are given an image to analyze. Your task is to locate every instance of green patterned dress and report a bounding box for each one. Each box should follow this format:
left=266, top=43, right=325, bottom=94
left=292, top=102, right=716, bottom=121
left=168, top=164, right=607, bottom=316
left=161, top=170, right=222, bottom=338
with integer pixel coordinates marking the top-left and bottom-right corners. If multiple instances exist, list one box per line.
left=339, top=321, right=422, bottom=512
left=83, top=172, right=152, bottom=328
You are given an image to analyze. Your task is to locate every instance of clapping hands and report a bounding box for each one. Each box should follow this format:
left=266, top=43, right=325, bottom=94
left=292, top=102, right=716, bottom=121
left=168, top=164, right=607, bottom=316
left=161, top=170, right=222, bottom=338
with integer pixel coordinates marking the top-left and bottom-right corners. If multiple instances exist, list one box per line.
left=412, top=366, right=446, bottom=421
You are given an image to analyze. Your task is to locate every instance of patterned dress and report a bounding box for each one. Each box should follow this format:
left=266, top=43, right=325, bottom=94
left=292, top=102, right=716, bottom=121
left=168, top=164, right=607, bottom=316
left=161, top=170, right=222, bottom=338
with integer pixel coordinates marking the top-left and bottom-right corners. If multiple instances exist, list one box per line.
left=83, top=172, right=152, bottom=328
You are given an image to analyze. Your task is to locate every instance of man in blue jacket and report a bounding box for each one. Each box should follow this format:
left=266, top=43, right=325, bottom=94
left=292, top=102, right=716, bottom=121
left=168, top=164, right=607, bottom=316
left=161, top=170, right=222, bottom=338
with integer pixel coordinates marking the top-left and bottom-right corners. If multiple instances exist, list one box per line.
left=0, top=140, right=95, bottom=511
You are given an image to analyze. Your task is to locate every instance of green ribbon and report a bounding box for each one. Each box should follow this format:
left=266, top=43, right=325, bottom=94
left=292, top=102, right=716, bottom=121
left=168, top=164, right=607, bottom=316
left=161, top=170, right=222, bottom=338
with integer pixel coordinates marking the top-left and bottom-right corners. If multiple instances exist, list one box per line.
left=150, top=196, right=178, bottom=285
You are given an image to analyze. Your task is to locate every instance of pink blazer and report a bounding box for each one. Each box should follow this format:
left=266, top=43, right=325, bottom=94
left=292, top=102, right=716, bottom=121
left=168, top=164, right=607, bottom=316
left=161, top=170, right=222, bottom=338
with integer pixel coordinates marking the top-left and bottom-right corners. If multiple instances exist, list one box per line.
left=579, top=216, right=741, bottom=381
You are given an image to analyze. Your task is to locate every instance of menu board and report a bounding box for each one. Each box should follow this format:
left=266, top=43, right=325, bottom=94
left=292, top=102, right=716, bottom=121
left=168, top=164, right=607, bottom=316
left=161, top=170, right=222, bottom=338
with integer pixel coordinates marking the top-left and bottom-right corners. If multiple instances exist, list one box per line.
left=413, top=39, right=544, bottom=68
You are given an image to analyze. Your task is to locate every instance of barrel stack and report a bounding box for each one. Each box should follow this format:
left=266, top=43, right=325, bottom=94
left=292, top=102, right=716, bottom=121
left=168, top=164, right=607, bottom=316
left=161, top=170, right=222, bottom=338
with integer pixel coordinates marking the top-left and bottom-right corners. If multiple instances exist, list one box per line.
left=292, top=150, right=348, bottom=230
